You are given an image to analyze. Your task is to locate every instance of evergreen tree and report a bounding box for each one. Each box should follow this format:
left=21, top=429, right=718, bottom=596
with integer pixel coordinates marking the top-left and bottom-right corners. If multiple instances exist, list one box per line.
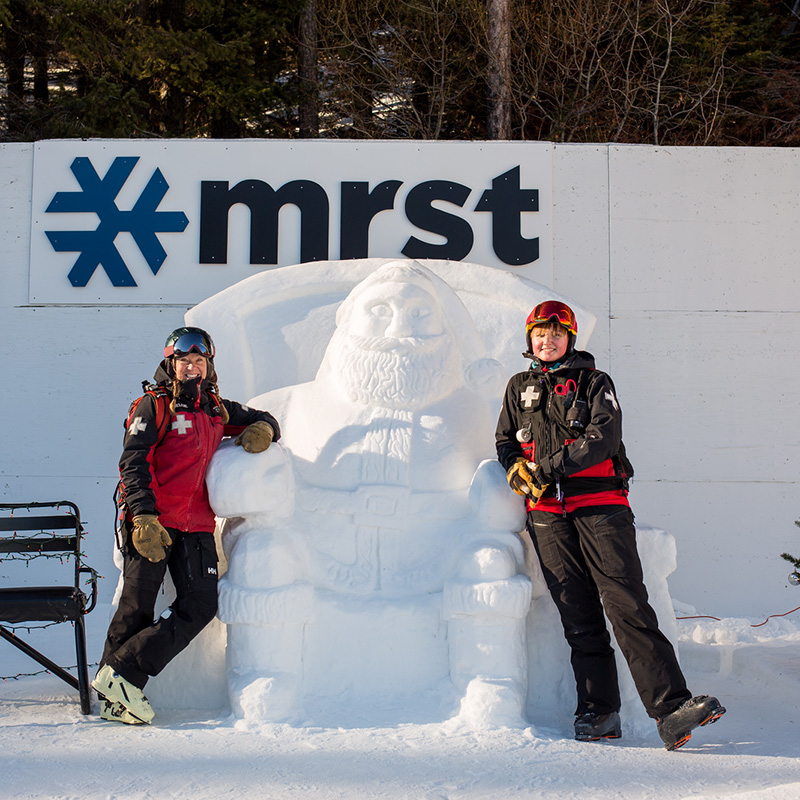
left=1, top=0, right=305, bottom=139
left=782, top=521, right=800, bottom=585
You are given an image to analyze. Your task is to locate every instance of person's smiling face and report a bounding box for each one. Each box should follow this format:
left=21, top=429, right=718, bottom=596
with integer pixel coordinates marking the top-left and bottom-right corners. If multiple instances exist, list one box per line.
left=530, top=325, right=569, bottom=363
left=174, top=353, right=208, bottom=382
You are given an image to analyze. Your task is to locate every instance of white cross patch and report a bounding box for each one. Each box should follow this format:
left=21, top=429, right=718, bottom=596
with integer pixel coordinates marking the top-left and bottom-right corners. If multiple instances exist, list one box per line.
left=604, top=390, right=619, bottom=411
left=128, top=416, right=147, bottom=435
left=520, top=385, right=540, bottom=408
left=171, top=414, right=193, bottom=435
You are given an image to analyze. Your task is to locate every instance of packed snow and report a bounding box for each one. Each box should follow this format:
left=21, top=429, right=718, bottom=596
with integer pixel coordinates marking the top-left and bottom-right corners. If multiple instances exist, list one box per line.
left=2, top=608, right=799, bottom=799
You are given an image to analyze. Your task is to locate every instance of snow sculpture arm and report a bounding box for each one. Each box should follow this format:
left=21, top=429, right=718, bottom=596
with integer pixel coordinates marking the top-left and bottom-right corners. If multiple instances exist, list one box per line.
left=468, top=458, right=549, bottom=599
left=469, top=459, right=527, bottom=533
left=206, top=439, right=294, bottom=521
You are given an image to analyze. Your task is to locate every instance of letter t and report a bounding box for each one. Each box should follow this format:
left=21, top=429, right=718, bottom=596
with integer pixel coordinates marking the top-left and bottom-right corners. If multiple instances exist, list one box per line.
left=474, top=166, right=539, bottom=266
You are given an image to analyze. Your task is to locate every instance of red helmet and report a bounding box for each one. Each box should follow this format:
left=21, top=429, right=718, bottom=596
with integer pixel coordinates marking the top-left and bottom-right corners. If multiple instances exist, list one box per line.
left=526, top=301, right=577, bottom=336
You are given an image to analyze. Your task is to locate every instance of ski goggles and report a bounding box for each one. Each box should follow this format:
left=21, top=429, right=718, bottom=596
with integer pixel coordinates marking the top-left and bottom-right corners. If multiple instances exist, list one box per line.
left=164, top=332, right=215, bottom=358
left=526, top=301, right=577, bottom=336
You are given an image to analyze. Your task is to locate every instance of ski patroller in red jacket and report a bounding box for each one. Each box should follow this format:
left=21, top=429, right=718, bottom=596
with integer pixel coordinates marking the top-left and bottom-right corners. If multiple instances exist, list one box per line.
left=495, top=350, right=633, bottom=515
left=119, top=363, right=281, bottom=533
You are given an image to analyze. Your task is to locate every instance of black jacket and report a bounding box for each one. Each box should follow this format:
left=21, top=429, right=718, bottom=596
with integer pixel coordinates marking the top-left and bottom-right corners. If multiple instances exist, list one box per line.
left=495, top=350, right=632, bottom=500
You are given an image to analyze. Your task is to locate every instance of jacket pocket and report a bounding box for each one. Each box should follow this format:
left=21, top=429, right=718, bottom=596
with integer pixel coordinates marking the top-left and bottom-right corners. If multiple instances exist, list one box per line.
left=585, top=507, right=642, bottom=579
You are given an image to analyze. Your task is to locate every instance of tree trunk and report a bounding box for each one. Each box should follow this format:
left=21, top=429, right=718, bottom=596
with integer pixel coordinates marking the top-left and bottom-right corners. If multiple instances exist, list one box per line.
left=2, top=0, right=27, bottom=137
left=486, top=0, right=511, bottom=139
left=298, top=0, right=319, bottom=138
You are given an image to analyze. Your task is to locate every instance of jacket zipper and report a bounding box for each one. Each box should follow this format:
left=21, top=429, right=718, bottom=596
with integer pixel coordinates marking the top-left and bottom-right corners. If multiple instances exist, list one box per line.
left=185, top=382, right=205, bottom=532
left=543, top=372, right=567, bottom=517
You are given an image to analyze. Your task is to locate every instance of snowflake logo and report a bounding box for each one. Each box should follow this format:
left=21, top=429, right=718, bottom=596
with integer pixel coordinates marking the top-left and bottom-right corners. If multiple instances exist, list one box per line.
left=44, top=156, right=189, bottom=287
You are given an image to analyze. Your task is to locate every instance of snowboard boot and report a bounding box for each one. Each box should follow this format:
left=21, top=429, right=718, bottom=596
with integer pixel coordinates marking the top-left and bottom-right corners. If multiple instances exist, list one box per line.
left=92, top=665, right=155, bottom=724
left=574, top=711, right=622, bottom=742
left=99, top=698, right=145, bottom=725
left=657, top=695, right=726, bottom=751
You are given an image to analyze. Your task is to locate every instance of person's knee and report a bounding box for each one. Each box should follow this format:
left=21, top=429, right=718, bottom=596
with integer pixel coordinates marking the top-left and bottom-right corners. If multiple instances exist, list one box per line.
left=189, top=586, right=218, bottom=629
left=170, top=590, right=218, bottom=650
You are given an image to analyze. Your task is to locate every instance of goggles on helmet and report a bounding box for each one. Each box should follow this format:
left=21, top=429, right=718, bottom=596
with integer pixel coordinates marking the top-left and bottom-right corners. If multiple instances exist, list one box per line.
left=164, top=330, right=215, bottom=359
left=526, top=301, right=578, bottom=336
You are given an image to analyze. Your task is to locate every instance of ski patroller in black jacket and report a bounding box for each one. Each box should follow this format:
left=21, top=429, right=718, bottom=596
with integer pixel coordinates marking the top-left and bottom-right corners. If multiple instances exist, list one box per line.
left=119, top=362, right=281, bottom=533
left=495, top=350, right=633, bottom=513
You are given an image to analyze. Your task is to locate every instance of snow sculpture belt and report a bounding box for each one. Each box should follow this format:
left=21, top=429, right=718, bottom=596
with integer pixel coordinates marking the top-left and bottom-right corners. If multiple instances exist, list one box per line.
left=296, top=484, right=470, bottom=528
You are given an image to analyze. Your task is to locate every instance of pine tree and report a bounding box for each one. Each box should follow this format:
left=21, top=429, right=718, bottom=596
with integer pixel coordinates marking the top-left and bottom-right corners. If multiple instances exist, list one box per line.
left=781, top=521, right=800, bottom=585
left=1, top=0, right=305, bottom=139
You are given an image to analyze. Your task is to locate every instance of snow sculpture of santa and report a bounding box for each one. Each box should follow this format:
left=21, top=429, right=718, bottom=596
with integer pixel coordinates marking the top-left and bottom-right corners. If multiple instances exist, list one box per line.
left=206, top=261, right=532, bottom=724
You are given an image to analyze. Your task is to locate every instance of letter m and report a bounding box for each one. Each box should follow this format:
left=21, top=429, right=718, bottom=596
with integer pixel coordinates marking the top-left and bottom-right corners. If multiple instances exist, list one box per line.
left=199, top=180, right=329, bottom=265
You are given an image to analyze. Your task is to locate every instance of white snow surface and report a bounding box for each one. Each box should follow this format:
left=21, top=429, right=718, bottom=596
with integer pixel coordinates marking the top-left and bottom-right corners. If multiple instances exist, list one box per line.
left=2, top=610, right=799, bottom=800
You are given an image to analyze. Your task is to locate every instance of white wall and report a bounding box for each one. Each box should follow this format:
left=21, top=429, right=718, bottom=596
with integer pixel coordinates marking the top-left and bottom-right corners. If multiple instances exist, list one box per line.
left=607, top=146, right=800, bottom=619
left=1, top=141, right=798, bottom=620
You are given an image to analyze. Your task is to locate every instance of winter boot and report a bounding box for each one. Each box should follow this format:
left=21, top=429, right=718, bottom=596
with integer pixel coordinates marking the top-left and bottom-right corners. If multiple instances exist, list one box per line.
left=574, top=711, right=622, bottom=741
left=99, top=698, right=145, bottom=725
left=92, top=665, right=155, bottom=724
left=657, top=695, right=726, bottom=751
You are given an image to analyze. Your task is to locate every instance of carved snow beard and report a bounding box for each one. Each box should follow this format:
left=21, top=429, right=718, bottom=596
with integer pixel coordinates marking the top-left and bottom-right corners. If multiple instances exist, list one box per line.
left=327, top=330, right=461, bottom=409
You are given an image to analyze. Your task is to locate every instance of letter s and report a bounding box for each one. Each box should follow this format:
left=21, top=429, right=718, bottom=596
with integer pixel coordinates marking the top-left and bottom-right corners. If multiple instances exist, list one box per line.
left=401, top=181, right=474, bottom=261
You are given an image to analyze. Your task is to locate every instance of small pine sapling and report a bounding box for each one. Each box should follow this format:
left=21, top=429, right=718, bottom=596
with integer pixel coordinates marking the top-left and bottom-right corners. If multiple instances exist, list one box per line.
left=780, top=521, right=800, bottom=586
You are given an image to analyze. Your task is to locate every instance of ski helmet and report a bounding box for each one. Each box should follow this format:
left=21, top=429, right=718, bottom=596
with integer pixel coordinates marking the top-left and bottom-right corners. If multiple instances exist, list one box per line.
left=525, top=300, right=577, bottom=356
left=164, top=327, right=215, bottom=359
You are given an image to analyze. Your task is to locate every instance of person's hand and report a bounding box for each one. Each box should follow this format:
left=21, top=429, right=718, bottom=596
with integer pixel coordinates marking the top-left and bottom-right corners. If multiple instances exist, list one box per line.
left=235, top=421, right=275, bottom=453
left=527, top=467, right=548, bottom=501
left=529, top=462, right=549, bottom=499
left=506, top=458, right=548, bottom=500
left=507, top=458, right=536, bottom=496
left=132, top=515, right=172, bottom=563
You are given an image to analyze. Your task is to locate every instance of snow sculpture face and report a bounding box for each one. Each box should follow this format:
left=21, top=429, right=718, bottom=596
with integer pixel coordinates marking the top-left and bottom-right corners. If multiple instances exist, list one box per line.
left=324, top=273, right=463, bottom=410
left=348, top=282, right=444, bottom=339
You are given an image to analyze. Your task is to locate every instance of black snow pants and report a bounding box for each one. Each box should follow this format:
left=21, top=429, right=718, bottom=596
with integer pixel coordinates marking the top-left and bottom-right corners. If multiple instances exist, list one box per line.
left=100, top=526, right=219, bottom=689
left=528, top=505, right=690, bottom=719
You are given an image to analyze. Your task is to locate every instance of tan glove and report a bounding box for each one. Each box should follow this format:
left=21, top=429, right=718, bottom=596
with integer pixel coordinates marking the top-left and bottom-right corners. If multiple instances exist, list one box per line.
left=235, top=420, right=274, bottom=453
left=506, top=458, right=548, bottom=500
left=132, top=515, right=172, bottom=563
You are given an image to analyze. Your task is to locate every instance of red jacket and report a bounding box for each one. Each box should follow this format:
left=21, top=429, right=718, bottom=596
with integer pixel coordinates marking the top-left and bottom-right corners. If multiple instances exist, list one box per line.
left=119, top=367, right=280, bottom=533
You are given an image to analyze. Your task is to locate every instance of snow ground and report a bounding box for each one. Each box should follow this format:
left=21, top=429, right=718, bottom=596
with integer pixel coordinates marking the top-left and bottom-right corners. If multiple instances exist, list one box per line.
left=2, top=607, right=799, bottom=800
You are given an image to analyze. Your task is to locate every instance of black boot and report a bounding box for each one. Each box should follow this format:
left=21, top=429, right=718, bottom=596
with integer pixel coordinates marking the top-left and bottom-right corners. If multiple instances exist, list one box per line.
left=574, top=711, right=621, bottom=741
left=657, top=695, right=726, bottom=751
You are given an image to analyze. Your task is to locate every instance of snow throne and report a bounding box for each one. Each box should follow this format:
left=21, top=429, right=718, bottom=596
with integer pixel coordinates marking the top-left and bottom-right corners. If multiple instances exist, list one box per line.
left=192, top=258, right=599, bottom=726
